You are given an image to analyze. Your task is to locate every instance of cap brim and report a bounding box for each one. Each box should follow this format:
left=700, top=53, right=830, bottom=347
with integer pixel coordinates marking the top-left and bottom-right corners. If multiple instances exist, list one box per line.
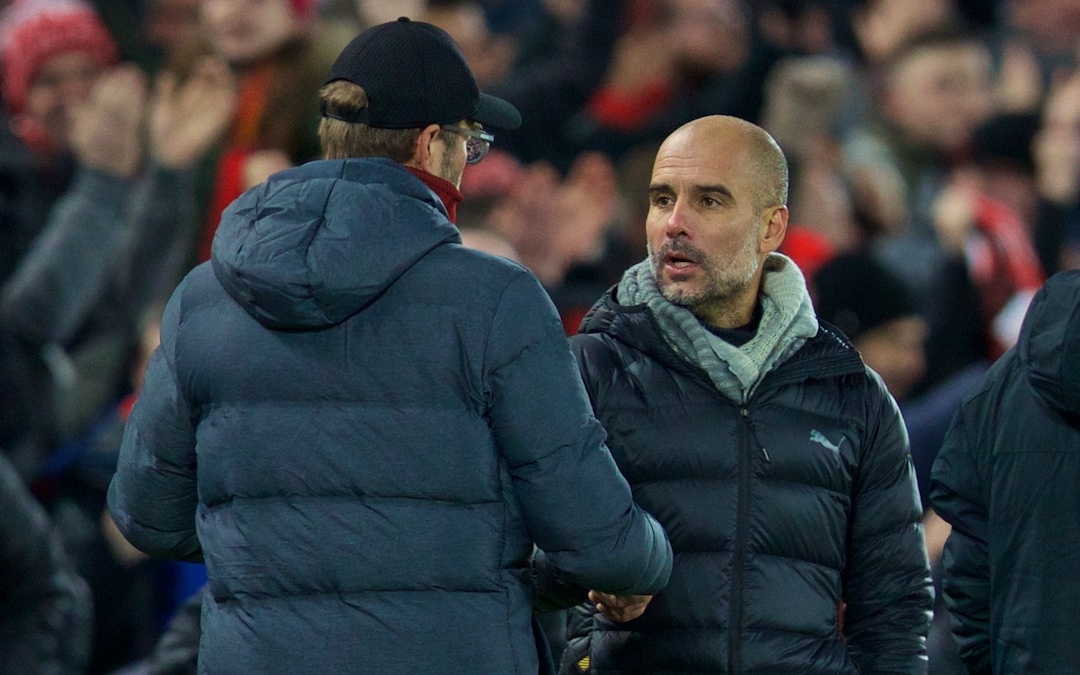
left=474, top=93, right=521, bottom=130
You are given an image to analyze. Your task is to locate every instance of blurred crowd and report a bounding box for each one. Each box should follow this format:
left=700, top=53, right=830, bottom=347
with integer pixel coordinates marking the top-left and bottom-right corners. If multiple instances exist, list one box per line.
left=0, top=0, right=1078, bottom=673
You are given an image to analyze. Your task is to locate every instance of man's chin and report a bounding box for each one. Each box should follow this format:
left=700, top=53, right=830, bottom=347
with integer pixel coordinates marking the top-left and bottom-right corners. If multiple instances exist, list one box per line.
left=658, top=282, right=701, bottom=309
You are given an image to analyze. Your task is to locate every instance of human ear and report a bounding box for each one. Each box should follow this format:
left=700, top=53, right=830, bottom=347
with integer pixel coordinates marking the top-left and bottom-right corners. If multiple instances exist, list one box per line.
left=410, top=124, right=441, bottom=167
left=760, top=205, right=789, bottom=254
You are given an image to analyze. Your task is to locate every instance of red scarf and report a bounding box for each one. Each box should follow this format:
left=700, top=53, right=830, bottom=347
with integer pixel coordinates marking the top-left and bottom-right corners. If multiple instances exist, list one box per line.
left=198, top=63, right=276, bottom=262
left=406, top=167, right=462, bottom=223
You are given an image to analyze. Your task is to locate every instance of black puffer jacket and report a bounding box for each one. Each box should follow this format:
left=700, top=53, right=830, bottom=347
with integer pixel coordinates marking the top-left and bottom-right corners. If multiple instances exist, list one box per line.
left=564, top=288, right=932, bottom=674
left=931, top=270, right=1080, bottom=674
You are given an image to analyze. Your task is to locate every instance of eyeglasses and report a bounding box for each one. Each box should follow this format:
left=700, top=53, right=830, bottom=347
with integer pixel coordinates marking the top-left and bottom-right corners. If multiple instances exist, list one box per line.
left=439, top=125, right=495, bottom=164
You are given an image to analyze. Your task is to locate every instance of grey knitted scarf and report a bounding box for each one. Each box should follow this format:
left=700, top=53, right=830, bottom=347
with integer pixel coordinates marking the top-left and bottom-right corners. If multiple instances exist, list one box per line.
left=617, top=252, right=819, bottom=403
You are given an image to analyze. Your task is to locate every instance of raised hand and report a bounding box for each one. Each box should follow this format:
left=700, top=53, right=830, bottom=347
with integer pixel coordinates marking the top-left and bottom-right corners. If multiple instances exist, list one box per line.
left=70, top=64, right=148, bottom=179
left=149, top=56, right=238, bottom=169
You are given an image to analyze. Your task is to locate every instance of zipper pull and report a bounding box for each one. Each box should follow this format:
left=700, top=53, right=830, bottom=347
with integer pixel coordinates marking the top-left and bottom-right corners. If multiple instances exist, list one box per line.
left=741, top=408, right=771, bottom=462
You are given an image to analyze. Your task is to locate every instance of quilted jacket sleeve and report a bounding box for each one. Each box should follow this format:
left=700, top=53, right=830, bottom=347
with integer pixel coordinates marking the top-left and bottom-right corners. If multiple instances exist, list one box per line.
left=929, top=405, right=992, bottom=673
left=842, top=375, right=933, bottom=674
left=107, top=282, right=202, bottom=561
left=0, top=164, right=195, bottom=346
left=484, top=271, right=672, bottom=596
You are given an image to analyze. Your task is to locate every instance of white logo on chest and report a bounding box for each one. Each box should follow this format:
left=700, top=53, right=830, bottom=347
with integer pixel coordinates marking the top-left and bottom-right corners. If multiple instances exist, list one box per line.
left=810, top=429, right=843, bottom=454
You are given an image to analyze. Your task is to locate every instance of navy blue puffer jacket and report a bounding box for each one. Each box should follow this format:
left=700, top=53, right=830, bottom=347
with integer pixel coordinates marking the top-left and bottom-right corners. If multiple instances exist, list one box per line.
left=107, top=159, right=671, bottom=675
left=563, top=289, right=932, bottom=674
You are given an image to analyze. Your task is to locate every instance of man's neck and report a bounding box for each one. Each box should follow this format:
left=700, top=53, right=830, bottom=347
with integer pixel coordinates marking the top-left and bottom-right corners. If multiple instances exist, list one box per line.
left=703, top=302, right=762, bottom=347
left=405, top=166, right=463, bottom=223
left=696, top=287, right=761, bottom=330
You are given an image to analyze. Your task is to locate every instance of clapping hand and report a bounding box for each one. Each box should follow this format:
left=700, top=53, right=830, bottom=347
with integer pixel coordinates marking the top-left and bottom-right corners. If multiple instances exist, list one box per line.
left=149, top=57, right=238, bottom=169
left=70, top=64, right=148, bottom=179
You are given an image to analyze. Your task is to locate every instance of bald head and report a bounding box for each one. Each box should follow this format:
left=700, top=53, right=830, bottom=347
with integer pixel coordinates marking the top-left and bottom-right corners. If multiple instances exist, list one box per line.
left=661, top=116, right=789, bottom=211
left=646, top=115, right=791, bottom=328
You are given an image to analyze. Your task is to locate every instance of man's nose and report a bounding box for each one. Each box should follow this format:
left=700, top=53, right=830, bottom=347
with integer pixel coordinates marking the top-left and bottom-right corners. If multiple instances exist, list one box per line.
left=664, top=199, right=691, bottom=239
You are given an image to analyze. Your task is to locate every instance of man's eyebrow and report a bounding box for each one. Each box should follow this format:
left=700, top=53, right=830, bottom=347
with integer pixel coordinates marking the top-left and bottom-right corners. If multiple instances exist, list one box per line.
left=648, top=183, right=736, bottom=201
left=694, top=184, right=735, bottom=201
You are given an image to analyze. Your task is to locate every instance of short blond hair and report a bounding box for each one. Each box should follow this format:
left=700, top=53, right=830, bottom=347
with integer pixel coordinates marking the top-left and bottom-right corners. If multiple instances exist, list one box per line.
left=318, top=81, right=424, bottom=162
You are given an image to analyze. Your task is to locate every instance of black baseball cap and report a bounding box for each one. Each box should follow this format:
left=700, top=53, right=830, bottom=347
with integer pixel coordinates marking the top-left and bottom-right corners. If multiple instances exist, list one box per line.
left=323, top=17, right=521, bottom=130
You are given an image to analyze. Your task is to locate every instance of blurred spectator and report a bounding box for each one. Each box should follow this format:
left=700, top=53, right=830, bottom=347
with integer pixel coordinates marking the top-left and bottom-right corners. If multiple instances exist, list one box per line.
left=763, top=55, right=860, bottom=255
left=33, top=304, right=177, bottom=674
left=810, top=250, right=973, bottom=674
left=846, top=0, right=957, bottom=65
left=930, top=168, right=1044, bottom=357
left=570, top=0, right=787, bottom=161
left=0, top=449, right=92, bottom=674
left=165, top=0, right=326, bottom=263
left=420, top=0, right=516, bottom=90
left=1032, top=67, right=1080, bottom=272
left=492, top=0, right=628, bottom=166
left=1001, top=0, right=1080, bottom=79
left=812, top=252, right=928, bottom=401
left=137, top=0, right=201, bottom=74
left=843, top=23, right=994, bottom=241
left=110, top=585, right=205, bottom=675
left=0, top=0, right=126, bottom=478
left=839, top=23, right=1032, bottom=392
left=0, top=0, right=237, bottom=482
left=485, top=151, right=623, bottom=332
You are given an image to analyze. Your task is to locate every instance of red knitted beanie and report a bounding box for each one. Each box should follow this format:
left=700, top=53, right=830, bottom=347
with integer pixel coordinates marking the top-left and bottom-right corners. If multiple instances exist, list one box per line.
left=0, top=0, right=118, bottom=115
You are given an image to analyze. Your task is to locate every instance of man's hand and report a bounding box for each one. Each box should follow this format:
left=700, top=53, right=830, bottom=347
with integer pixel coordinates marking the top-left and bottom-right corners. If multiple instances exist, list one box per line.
left=149, top=57, right=237, bottom=169
left=588, top=590, right=653, bottom=622
left=70, top=64, right=148, bottom=179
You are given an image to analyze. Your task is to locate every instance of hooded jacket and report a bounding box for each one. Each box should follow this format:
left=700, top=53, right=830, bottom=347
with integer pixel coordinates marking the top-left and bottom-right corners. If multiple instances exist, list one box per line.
left=931, top=270, right=1080, bottom=674
left=107, top=158, right=672, bottom=675
left=564, top=256, right=932, bottom=674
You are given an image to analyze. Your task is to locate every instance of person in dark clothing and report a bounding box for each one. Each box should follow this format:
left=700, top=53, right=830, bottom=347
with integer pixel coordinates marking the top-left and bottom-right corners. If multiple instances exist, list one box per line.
left=810, top=250, right=973, bottom=675
left=0, top=0, right=237, bottom=483
left=0, top=450, right=92, bottom=675
left=930, top=270, right=1080, bottom=674
left=562, top=115, right=933, bottom=673
left=109, top=585, right=204, bottom=675
left=107, top=18, right=672, bottom=675
left=0, top=0, right=121, bottom=480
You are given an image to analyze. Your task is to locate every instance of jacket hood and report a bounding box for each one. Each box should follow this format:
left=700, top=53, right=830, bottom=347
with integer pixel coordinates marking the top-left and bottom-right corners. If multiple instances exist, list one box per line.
left=212, top=158, right=460, bottom=329
left=1018, top=270, right=1080, bottom=416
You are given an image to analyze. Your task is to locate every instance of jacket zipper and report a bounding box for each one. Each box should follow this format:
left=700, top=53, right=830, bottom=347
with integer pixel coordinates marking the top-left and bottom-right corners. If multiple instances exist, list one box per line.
left=729, top=406, right=760, bottom=673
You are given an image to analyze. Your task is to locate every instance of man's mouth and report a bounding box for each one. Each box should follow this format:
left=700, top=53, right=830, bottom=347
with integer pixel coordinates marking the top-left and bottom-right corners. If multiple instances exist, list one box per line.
left=662, top=244, right=702, bottom=270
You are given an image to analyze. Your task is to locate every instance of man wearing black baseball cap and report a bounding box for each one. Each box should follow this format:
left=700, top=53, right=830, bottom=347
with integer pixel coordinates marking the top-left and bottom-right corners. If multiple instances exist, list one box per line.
left=318, top=16, right=522, bottom=202
left=107, top=17, right=672, bottom=675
